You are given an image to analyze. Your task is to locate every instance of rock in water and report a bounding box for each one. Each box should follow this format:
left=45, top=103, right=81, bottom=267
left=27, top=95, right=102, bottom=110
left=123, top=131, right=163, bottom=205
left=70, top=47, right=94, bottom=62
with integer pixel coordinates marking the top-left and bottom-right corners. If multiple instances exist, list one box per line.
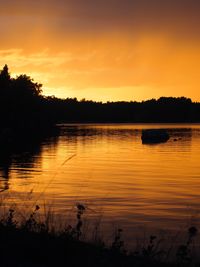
left=141, top=129, right=170, bottom=144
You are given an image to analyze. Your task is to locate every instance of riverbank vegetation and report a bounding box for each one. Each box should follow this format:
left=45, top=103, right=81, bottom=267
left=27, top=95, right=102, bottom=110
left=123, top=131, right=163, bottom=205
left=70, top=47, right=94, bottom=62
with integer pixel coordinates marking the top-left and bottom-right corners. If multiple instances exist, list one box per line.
left=0, top=202, right=199, bottom=267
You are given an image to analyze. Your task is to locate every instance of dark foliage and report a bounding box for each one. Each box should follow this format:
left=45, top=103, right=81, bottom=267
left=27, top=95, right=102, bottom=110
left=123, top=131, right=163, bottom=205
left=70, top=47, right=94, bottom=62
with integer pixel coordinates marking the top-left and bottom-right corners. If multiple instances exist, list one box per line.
left=1, top=64, right=200, bottom=136
left=0, top=206, right=178, bottom=267
left=45, top=95, right=199, bottom=124
left=0, top=65, right=57, bottom=147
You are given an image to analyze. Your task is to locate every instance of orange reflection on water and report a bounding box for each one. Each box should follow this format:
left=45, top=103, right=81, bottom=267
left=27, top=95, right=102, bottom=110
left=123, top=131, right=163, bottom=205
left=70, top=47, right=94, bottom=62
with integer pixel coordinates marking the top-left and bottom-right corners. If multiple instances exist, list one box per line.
left=1, top=124, right=200, bottom=243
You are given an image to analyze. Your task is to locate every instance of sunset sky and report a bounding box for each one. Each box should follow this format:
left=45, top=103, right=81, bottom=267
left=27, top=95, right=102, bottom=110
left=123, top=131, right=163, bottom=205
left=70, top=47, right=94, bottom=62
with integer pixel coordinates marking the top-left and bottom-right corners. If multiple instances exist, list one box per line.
left=0, top=0, right=200, bottom=102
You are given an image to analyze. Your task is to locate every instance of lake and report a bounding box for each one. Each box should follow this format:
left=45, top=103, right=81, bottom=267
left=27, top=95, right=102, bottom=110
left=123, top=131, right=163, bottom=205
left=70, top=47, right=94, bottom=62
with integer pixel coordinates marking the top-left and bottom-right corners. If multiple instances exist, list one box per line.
left=1, top=124, right=200, bottom=247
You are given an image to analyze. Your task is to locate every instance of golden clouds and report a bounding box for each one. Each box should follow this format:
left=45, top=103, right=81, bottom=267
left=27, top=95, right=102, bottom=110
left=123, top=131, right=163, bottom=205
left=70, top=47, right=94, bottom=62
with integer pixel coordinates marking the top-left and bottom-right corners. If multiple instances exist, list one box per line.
left=0, top=0, right=200, bottom=101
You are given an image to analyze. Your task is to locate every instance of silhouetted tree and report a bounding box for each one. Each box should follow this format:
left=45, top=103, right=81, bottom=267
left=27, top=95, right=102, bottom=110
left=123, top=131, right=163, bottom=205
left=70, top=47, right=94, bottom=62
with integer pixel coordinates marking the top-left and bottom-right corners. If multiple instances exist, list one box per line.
left=0, top=64, right=10, bottom=84
left=12, top=75, right=42, bottom=99
left=0, top=65, right=46, bottom=136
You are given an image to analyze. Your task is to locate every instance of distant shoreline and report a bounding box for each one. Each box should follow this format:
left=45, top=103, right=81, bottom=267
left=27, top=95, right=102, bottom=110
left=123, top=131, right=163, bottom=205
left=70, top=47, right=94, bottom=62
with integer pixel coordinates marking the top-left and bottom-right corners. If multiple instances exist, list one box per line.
left=57, top=122, right=200, bottom=125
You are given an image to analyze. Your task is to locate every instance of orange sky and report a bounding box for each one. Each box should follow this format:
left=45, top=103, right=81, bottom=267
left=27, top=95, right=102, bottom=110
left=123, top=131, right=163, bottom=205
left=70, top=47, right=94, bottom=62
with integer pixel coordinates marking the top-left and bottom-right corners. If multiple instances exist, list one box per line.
left=0, top=0, right=200, bottom=102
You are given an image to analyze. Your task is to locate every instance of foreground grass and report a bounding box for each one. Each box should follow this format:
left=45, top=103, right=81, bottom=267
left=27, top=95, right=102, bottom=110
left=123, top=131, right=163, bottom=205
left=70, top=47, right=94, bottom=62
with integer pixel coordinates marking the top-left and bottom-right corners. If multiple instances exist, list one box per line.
left=0, top=204, right=198, bottom=267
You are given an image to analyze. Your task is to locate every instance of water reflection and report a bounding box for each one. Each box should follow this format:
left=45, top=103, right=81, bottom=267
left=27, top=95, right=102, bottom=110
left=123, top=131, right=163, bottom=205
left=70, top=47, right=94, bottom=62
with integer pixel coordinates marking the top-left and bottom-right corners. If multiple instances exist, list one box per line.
left=0, top=124, right=200, bottom=245
left=0, top=152, right=11, bottom=191
left=0, top=152, right=11, bottom=178
left=0, top=132, right=59, bottom=192
left=60, top=125, right=193, bottom=147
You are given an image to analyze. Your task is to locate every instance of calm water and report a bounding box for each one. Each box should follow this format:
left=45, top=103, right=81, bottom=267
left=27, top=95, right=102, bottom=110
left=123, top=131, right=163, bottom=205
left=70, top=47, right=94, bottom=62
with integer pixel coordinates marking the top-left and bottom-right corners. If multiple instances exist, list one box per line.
left=1, top=124, right=200, bottom=244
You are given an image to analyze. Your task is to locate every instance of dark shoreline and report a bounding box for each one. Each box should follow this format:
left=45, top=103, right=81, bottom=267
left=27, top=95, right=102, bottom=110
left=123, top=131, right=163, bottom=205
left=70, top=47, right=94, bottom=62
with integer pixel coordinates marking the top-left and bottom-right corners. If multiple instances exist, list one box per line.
left=0, top=205, right=195, bottom=267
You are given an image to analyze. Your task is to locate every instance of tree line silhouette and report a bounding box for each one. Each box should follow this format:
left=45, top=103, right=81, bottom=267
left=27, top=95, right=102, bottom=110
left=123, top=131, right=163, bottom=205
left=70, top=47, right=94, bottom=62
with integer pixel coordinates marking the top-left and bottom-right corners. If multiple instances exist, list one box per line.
left=0, top=65, right=200, bottom=135
left=46, top=96, right=200, bottom=123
